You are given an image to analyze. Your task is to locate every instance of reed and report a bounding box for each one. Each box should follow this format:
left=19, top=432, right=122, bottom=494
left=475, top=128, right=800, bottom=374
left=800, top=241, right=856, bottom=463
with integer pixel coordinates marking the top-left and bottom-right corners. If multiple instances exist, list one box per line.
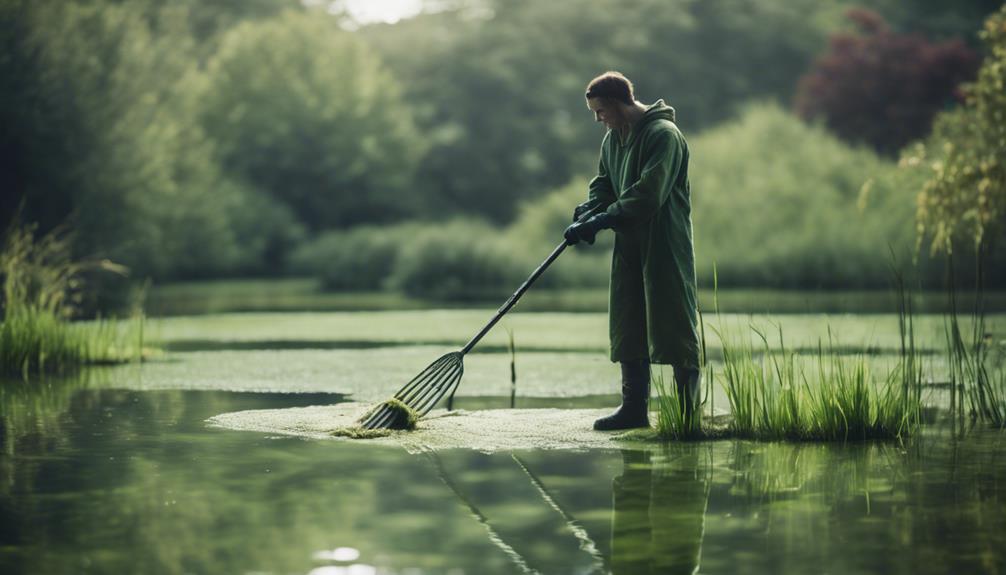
left=712, top=326, right=921, bottom=441
left=944, top=249, right=1005, bottom=428
left=654, top=259, right=925, bottom=441
left=1, top=220, right=142, bottom=377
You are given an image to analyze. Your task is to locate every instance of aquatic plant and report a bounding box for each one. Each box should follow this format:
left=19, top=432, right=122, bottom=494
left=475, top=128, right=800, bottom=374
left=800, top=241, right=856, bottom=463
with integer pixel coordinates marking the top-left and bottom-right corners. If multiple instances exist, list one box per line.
left=711, top=324, right=921, bottom=441
left=653, top=373, right=692, bottom=439
left=0, top=220, right=143, bottom=377
left=945, top=252, right=1005, bottom=428
left=361, top=398, right=419, bottom=431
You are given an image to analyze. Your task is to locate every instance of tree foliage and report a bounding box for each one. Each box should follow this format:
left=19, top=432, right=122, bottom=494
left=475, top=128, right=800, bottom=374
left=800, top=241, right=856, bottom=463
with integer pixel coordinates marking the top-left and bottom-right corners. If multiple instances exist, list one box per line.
left=907, top=5, right=1006, bottom=254
left=0, top=1, right=293, bottom=279
left=795, top=8, right=979, bottom=155
left=360, top=0, right=843, bottom=222
left=201, top=10, right=424, bottom=230
left=2, top=0, right=1002, bottom=292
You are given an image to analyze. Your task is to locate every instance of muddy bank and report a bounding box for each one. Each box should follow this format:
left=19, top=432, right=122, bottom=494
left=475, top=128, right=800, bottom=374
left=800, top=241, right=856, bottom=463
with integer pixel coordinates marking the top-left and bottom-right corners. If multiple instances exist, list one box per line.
left=207, top=403, right=647, bottom=453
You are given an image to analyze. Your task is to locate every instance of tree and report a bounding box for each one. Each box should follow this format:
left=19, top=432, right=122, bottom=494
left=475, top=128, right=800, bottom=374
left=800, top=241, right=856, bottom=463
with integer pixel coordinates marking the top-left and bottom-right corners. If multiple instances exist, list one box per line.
left=907, top=5, right=1006, bottom=255
left=200, top=11, right=424, bottom=230
left=795, top=8, right=979, bottom=155
left=0, top=1, right=299, bottom=280
left=362, top=0, right=842, bottom=223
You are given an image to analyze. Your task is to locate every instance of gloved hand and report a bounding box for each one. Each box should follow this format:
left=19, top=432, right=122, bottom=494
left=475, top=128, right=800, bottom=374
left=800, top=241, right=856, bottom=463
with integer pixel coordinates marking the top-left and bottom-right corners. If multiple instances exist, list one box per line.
left=572, top=200, right=601, bottom=222
left=564, top=212, right=613, bottom=246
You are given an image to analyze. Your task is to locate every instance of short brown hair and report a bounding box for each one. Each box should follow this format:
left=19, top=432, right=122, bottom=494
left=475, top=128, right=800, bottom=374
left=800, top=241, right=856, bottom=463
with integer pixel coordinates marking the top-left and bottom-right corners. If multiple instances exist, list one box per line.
left=585, top=71, right=634, bottom=105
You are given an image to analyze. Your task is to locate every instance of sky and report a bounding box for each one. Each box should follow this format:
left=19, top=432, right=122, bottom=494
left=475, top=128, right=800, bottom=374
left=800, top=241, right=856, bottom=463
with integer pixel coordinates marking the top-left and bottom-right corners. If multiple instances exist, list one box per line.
left=339, top=0, right=424, bottom=24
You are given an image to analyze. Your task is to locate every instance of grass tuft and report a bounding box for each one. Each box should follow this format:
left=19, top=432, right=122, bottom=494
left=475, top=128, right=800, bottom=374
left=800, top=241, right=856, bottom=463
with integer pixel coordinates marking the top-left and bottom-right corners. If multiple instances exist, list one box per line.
left=1, top=220, right=144, bottom=377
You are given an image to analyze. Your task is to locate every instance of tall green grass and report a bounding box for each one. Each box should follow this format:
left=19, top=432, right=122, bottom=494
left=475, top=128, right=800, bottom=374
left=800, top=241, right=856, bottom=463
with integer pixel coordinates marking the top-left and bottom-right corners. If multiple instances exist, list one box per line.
left=655, top=264, right=924, bottom=441
left=708, top=325, right=922, bottom=441
left=945, top=252, right=1005, bottom=428
left=1, top=221, right=144, bottom=377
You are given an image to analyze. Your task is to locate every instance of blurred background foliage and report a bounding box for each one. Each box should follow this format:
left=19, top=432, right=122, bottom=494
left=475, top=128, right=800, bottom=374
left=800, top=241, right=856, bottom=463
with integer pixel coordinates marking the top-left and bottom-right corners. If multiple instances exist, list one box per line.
left=1, top=0, right=1003, bottom=306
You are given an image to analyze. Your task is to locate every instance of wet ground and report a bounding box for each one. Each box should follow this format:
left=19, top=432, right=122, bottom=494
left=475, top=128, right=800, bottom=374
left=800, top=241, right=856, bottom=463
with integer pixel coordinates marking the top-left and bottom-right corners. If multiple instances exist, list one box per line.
left=2, top=309, right=1005, bottom=574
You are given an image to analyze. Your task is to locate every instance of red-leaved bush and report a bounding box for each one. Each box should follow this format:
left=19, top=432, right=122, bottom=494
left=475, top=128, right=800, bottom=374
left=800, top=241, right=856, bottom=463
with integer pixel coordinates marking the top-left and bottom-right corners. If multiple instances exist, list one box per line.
left=795, top=8, right=979, bottom=155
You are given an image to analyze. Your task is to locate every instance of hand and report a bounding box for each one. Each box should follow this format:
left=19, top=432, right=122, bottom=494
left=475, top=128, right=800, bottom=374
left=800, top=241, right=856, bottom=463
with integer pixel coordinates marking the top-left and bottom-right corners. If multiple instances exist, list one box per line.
left=572, top=200, right=600, bottom=222
left=564, top=213, right=613, bottom=246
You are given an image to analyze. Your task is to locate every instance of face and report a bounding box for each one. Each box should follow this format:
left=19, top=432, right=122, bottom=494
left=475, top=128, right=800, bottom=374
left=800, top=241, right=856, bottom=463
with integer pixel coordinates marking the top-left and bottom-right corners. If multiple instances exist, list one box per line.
left=587, top=98, right=623, bottom=131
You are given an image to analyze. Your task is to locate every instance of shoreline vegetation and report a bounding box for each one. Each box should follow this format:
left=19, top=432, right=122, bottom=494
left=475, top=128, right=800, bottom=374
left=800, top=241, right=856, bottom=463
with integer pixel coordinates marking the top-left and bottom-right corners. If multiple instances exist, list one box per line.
left=0, top=221, right=150, bottom=378
left=142, top=276, right=1006, bottom=317
left=652, top=267, right=1004, bottom=442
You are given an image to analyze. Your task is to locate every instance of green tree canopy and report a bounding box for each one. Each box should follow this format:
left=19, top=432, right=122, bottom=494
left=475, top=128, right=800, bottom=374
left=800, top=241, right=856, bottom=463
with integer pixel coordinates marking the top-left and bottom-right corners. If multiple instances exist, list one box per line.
left=908, top=5, right=1006, bottom=254
left=201, top=10, right=424, bottom=230
left=1, top=1, right=293, bottom=279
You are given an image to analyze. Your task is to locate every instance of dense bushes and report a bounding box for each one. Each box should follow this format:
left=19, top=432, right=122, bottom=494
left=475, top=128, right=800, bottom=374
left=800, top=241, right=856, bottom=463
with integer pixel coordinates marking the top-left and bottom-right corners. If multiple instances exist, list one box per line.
left=291, top=220, right=533, bottom=299
left=289, top=224, right=416, bottom=291
left=388, top=221, right=529, bottom=299
left=295, top=103, right=1006, bottom=297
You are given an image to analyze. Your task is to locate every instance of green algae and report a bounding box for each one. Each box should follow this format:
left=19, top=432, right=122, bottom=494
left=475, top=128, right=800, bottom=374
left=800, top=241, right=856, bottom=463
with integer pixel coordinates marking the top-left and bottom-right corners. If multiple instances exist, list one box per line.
left=208, top=403, right=637, bottom=453
left=359, top=397, right=419, bottom=430
left=321, top=398, right=422, bottom=439
left=329, top=427, right=396, bottom=439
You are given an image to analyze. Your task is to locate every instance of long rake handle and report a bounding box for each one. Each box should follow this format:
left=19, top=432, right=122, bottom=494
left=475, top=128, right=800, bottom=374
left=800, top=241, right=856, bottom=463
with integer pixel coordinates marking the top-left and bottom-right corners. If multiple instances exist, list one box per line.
left=460, top=204, right=603, bottom=356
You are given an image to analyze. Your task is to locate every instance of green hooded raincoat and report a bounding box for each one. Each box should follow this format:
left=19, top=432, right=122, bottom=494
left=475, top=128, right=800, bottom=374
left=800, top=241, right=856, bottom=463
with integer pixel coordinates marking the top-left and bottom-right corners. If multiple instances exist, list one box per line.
left=587, top=100, right=699, bottom=368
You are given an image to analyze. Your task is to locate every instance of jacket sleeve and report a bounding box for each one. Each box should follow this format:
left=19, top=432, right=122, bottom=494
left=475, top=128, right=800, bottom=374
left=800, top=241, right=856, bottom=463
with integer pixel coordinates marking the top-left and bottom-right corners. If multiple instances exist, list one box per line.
left=605, top=126, right=683, bottom=228
left=587, top=141, right=617, bottom=207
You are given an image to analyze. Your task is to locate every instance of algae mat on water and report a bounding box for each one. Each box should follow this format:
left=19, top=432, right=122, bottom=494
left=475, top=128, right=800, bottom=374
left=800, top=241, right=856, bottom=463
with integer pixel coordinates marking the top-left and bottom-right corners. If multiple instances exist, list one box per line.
left=207, top=403, right=639, bottom=453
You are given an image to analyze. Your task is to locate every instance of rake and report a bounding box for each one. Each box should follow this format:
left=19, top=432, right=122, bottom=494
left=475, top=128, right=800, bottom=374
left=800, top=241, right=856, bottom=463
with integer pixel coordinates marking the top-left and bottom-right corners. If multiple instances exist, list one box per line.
left=359, top=205, right=602, bottom=430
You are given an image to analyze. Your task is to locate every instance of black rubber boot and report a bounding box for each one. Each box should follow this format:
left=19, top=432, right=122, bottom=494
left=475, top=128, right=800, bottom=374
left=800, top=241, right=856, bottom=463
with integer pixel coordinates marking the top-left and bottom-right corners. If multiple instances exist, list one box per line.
left=594, top=359, right=651, bottom=431
left=674, top=365, right=702, bottom=430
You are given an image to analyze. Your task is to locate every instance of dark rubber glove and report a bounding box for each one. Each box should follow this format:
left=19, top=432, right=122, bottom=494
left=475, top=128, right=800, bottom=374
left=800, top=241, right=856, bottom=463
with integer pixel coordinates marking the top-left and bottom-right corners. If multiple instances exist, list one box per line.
left=572, top=200, right=601, bottom=222
left=564, top=212, right=613, bottom=246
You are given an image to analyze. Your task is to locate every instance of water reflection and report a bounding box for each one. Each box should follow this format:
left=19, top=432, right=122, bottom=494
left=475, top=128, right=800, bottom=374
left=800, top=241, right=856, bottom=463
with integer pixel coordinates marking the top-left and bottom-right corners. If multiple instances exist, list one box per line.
left=611, top=449, right=709, bottom=575
left=1, top=380, right=1005, bottom=575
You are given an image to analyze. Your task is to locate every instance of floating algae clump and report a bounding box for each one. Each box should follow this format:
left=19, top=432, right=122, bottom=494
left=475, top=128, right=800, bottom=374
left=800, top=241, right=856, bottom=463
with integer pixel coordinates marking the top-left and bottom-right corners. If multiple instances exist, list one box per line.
left=330, top=427, right=396, bottom=439
left=329, top=398, right=419, bottom=438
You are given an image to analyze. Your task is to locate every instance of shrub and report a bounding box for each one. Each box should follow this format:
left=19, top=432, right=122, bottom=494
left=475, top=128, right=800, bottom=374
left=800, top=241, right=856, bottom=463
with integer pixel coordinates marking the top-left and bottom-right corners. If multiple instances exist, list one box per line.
left=387, top=220, right=529, bottom=300
left=795, top=8, right=979, bottom=155
left=505, top=178, right=613, bottom=289
left=690, top=102, right=945, bottom=289
left=288, top=224, right=420, bottom=291
left=907, top=5, right=1006, bottom=255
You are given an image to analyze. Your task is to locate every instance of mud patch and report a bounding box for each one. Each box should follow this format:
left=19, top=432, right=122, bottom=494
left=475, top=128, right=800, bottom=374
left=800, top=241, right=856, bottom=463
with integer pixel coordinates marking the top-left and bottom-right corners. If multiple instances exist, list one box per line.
left=207, top=402, right=646, bottom=453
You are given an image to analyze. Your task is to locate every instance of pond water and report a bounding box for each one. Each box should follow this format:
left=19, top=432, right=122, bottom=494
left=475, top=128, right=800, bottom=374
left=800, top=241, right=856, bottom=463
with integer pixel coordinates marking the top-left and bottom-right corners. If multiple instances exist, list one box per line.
left=3, top=384, right=1004, bottom=575
left=2, top=309, right=1005, bottom=574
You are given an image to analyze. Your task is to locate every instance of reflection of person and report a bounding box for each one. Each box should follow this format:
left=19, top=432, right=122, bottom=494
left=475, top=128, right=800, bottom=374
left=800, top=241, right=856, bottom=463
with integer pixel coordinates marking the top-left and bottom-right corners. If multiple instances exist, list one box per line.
left=610, top=449, right=707, bottom=575
left=564, top=71, right=701, bottom=430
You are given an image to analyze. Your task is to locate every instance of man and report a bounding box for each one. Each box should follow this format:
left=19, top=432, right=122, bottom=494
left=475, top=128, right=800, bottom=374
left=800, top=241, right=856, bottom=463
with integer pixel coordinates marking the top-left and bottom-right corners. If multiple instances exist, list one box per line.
left=565, top=71, right=701, bottom=431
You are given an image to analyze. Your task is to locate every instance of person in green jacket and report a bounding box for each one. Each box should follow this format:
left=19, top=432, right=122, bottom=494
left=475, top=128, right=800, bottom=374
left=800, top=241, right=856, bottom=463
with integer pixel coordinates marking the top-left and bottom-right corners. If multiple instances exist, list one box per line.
left=564, top=71, right=701, bottom=431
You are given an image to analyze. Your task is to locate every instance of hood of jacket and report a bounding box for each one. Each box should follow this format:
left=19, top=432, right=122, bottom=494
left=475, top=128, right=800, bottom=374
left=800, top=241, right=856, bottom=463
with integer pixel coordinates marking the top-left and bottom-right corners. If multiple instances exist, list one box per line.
left=619, top=99, right=676, bottom=146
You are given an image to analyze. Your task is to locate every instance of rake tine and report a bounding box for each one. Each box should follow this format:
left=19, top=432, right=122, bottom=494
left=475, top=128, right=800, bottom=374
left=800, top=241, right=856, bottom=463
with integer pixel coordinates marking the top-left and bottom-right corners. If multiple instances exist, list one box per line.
left=398, top=356, right=458, bottom=407
left=364, top=361, right=462, bottom=430
left=360, top=406, right=391, bottom=430
left=394, top=354, right=454, bottom=401
left=411, top=363, right=464, bottom=416
left=366, top=361, right=460, bottom=429
left=401, top=361, right=461, bottom=418
left=361, top=210, right=598, bottom=429
left=361, top=355, right=453, bottom=429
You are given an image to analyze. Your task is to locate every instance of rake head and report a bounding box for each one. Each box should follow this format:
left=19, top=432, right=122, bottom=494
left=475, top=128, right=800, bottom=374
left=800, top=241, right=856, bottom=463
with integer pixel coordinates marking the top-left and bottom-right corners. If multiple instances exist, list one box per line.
left=359, top=351, right=465, bottom=430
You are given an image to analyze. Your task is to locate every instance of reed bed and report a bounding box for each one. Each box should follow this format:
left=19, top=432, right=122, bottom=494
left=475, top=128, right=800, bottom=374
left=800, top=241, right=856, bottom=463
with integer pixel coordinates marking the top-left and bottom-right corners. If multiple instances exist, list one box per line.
left=654, top=265, right=925, bottom=441
left=945, top=254, right=1005, bottom=428
left=1, top=220, right=143, bottom=377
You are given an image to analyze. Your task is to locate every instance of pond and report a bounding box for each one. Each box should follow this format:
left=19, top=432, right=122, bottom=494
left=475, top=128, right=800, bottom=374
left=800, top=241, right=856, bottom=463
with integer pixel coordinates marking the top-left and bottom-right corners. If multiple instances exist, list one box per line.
left=2, top=308, right=1005, bottom=574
